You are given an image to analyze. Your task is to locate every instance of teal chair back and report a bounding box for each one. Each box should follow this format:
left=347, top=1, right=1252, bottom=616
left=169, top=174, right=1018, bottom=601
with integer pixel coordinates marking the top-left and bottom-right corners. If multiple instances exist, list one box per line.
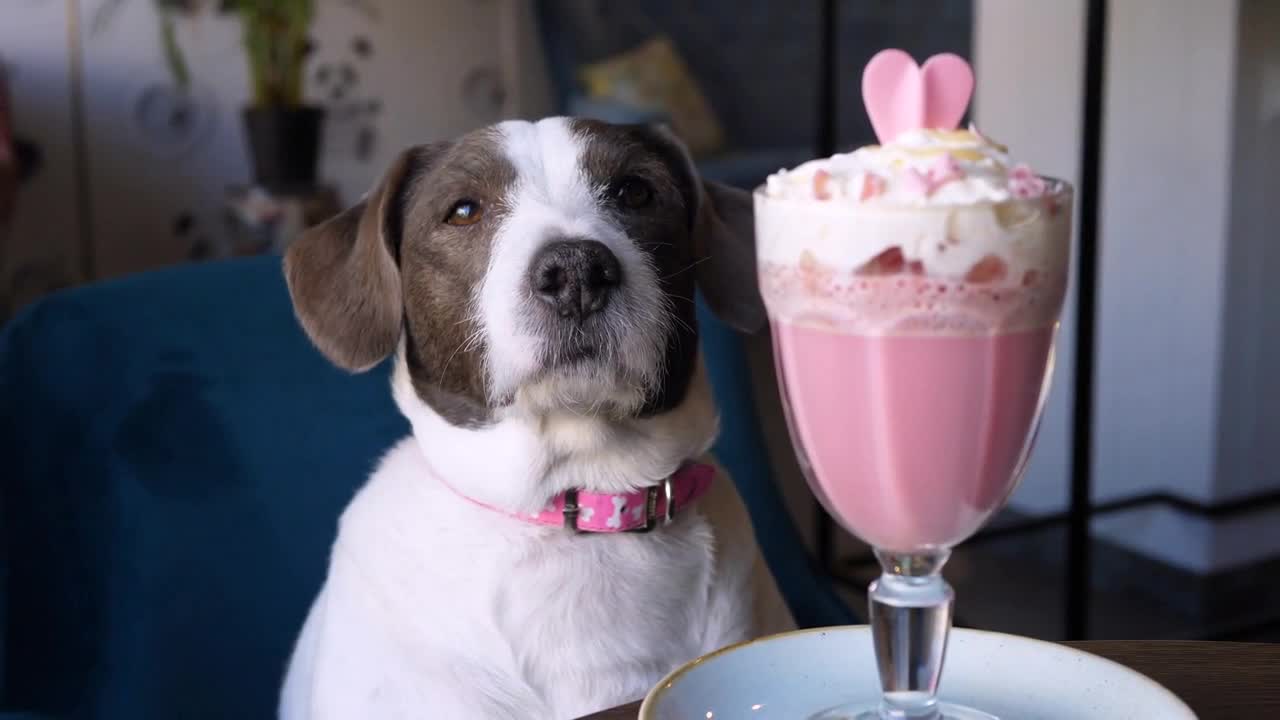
left=0, top=257, right=851, bottom=719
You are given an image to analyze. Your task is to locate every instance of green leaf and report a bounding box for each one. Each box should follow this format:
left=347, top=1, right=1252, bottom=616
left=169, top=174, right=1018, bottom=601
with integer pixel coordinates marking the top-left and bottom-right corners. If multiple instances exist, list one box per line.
left=234, top=0, right=316, bottom=107
left=158, top=11, right=191, bottom=90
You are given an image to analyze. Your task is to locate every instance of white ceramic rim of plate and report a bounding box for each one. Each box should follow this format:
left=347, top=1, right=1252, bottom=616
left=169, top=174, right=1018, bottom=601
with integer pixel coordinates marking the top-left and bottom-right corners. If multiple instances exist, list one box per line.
left=639, top=625, right=1196, bottom=719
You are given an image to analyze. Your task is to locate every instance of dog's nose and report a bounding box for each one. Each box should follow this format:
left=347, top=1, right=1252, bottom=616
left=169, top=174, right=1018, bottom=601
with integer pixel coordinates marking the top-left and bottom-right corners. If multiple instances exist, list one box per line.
left=529, top=240, right=622, bottom=321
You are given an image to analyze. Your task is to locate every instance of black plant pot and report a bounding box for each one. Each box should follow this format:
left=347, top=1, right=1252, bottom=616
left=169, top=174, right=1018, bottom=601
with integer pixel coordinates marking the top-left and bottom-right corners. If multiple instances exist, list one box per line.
left=242, top=106, right=324, bottom=193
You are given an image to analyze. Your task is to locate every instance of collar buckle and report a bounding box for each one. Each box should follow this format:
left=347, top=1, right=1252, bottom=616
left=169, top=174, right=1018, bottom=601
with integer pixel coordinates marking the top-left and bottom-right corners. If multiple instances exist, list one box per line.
left=626, top=477, right=675, bottom=533
left=563, top=488, right=582, bottom=533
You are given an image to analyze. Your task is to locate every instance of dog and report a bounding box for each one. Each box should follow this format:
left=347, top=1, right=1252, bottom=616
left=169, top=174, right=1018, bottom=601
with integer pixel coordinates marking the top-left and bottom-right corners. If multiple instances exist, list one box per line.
left=279, top=117, right=794, bottom=719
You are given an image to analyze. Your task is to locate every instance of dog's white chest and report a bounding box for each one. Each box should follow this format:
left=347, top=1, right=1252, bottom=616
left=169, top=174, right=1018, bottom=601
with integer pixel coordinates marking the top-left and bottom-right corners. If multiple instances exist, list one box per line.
left=493, top=519, right=719, bottom=716
left=280, top=439, right=759, bottom=720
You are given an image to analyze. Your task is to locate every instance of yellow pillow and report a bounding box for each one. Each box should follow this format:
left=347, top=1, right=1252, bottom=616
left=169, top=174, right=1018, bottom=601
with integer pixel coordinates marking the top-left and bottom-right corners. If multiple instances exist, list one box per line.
left=579, top=36, right=725, bottom=157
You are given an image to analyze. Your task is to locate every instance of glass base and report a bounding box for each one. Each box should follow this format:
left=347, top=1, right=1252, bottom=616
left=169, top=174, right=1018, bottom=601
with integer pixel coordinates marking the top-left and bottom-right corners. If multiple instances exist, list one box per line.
left=808, top=700, right=999, bottom=720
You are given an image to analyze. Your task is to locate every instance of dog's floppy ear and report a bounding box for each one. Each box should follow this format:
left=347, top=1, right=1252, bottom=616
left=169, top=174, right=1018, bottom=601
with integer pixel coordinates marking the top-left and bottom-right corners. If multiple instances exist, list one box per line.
left=284, top=143, right=443, bottom=371
left=693, top=179, right=766, bottom=334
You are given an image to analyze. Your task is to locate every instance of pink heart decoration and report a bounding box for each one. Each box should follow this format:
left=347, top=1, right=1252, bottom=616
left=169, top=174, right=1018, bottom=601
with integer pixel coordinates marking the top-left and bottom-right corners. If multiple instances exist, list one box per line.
left=861, top=49, right=975, bottom=144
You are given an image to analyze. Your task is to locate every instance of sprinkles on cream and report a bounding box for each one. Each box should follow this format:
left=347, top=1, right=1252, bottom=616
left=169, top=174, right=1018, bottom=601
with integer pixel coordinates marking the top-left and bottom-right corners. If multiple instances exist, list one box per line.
left=763, top=126, right=1049, bottom=207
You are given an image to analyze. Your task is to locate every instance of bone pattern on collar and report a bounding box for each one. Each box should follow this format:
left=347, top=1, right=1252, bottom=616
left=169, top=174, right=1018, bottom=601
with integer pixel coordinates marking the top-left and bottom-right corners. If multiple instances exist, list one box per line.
left=439, top=462, right=716, bottom=533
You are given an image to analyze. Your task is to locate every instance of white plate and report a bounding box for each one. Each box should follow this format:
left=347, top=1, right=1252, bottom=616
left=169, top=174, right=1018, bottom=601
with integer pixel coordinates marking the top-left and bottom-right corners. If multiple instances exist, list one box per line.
left=640, top=626, right=1196, bottom=720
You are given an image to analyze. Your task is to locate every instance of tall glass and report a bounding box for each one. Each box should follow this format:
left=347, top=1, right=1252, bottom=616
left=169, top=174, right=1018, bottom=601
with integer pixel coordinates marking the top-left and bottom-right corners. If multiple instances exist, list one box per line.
left=755, top=181, right=1073, bottom=719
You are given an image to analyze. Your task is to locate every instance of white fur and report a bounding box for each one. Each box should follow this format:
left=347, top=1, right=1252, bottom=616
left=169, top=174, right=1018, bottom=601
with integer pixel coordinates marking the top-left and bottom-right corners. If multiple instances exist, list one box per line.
left=280, top=357, right=793, bottom=719
left=279, top=119, right=794, bottom=719
left=481, top=119, right=669, bottom=414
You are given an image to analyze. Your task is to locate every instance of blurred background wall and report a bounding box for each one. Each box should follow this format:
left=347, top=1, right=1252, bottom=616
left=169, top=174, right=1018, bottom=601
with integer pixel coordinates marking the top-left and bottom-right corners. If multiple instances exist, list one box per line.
left=0, top=0, right=552, bottom=302
left=976, top=0, right=1280, bottom=579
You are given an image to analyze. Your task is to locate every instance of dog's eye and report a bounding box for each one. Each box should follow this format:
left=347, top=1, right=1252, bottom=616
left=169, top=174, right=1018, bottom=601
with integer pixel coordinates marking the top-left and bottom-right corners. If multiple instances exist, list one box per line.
left=445, top=200, right=482, bottom=226
left=615, top=177, right=654, bottom=210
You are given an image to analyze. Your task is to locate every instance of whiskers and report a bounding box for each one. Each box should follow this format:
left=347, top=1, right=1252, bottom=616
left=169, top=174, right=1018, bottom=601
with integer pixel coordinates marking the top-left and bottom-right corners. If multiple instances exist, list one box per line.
left=439, top=313, right=486, bottom=390
left=658, top=256, right=710, bottom=283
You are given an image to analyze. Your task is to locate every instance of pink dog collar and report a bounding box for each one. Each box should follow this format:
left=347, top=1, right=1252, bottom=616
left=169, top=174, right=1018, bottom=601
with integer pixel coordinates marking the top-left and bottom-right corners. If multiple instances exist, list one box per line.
left=446, top=463, right=716, bottom=533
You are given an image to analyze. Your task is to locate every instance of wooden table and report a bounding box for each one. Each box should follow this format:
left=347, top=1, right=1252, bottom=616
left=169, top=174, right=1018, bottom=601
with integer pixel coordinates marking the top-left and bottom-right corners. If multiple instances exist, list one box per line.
left=580, top=641, right=1280, bottom=719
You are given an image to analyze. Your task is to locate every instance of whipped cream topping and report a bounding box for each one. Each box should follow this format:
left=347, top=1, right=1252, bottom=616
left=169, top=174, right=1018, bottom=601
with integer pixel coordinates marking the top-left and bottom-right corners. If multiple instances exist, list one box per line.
left=754, top=127, right=1072, bottom=333
left=764, top=126, right=1046, bottom=207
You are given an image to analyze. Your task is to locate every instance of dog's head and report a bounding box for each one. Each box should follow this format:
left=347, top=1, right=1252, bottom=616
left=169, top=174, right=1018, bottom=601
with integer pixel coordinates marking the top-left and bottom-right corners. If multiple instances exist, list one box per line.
left=285, top=118, right=762, bottom=427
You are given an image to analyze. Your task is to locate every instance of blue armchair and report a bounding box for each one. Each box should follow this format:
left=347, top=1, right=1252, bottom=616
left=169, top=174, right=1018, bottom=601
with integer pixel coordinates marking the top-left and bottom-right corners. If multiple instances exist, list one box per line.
left=0, top=258, right=852, bottom=719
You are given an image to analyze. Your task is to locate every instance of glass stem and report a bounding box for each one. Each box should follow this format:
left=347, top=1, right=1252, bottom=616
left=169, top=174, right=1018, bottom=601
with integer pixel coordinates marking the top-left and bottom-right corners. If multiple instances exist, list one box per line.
left=868, top=549, right=954, bottom=720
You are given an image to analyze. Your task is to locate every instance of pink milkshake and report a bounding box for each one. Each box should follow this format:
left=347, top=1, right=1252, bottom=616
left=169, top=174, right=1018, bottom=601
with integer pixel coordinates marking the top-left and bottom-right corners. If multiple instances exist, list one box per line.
left=755, top=128, right=1072, bottom=553
left=757, top=50, right=1075, bottom=720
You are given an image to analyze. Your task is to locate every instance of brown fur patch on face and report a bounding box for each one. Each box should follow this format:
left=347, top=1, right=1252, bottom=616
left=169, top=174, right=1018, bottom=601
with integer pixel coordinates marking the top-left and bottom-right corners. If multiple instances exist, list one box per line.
left=570, top=119, right=702, bottom=416
left=397, top=128, right=518, bottom=427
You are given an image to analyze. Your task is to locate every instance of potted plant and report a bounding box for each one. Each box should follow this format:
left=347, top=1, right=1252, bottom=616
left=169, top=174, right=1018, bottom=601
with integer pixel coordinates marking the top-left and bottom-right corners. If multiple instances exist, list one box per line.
left=95, top=0, right=323, bottom=192
left=225, top=0, right=322, bottom=192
